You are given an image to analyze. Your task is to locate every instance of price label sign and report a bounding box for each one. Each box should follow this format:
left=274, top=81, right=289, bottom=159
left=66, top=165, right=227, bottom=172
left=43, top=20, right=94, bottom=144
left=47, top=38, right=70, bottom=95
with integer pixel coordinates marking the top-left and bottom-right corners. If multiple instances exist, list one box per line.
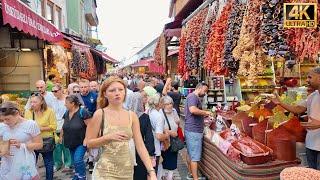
left=284, top=3, right=317, bottom=28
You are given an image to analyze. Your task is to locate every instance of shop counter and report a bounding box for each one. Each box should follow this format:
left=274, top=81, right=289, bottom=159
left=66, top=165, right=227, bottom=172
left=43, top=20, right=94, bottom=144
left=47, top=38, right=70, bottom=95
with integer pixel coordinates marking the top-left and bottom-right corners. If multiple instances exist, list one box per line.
left=199, top=137, right=301, bottom=180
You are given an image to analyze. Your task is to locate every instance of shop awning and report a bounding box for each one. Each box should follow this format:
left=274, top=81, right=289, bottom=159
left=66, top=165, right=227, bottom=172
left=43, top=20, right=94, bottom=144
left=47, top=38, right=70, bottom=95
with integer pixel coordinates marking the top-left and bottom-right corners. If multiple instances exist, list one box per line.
left=91, top=48, right=117, bottom=64
left=1, top=0, right=63, bottom=42
left=164, top=28, right=181, bottom=38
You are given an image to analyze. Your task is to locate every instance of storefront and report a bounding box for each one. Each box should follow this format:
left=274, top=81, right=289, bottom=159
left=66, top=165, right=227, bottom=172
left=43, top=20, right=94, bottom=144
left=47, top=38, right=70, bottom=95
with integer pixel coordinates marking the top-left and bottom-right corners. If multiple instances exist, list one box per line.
left=0, top=0, right=63, bottom=95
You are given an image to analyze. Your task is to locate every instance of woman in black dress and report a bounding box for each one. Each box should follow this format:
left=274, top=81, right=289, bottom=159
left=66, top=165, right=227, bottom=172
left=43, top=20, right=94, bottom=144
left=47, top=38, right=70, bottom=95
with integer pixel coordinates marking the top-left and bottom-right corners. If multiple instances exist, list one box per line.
left=128, top=91, right=155, bottom=180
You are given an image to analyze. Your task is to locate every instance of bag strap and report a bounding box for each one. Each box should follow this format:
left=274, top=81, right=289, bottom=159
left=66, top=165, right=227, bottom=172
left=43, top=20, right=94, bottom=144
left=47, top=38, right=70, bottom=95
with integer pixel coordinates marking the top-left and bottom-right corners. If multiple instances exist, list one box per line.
left=32, top=111, right=35, bottom=121
left=100, top=108, right=105, bottom=137
left=162, top=109, right=172, bottom=130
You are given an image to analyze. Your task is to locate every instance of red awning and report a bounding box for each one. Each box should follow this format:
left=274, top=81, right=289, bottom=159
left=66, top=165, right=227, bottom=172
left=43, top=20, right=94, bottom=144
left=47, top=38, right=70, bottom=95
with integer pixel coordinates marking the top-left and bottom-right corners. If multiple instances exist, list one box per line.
left=164, top=28, right=181, bottom=38
left=1, top=0, right=63, bottom=42
left=90, top=48, right=117, bottom=63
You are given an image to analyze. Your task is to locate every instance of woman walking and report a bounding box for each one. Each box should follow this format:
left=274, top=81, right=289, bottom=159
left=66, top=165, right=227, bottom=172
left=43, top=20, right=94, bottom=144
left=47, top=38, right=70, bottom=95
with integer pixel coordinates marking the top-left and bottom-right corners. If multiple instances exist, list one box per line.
left=0, top=101, right=43, bottom=179
left=60, top=95, right=92, bottom=180
left=128, top=91, right=155, bottom=180
left=52, top=84, right=72, bottom=171
left=86, top=76, right=157, bottom=180
left=160, top=96, right=181, bottom=180
left=147, top=94, right=169, bottom=179
left=25, top=93, right=57, bottom=180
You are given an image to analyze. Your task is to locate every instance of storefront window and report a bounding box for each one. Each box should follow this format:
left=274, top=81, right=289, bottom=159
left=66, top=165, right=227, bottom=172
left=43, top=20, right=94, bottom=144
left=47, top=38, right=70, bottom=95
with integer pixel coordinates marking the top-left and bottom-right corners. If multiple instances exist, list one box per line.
left=46, top=1, right=54, bottom=24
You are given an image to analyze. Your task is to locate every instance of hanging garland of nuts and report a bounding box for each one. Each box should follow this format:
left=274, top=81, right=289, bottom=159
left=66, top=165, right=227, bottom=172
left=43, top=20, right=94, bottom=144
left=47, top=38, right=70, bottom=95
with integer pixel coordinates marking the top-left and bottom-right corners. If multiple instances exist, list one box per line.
left=232, top=0, right=267, bottom=80
left=223, top=0, right=246, bottom=78
left=204, top=1, right=233, bottom=75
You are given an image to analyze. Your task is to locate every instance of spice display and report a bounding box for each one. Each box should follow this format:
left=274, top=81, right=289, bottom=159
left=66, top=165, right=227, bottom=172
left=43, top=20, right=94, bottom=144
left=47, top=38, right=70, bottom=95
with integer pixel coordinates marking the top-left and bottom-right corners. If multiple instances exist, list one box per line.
left=185, top=8, right=208, bottom=70
left=266, top=126, right=296, bottom=161
left=223, top=0, right=246, bottom=78
left=280, top=167, right=320, bottom=180
left=204, top=1, right=232, bottom=74
left=199, top=2, right=219, bottom=67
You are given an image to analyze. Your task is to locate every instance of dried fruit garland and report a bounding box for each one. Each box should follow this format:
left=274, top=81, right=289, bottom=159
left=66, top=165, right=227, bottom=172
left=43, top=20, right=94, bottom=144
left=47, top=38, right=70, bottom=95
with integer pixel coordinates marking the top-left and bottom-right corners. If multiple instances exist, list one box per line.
left=178, top=30, right=187, bottom=76
left=223, top=0, right=246, bottom=78
left=71, top=48, right=96, bottom=79
left=204, top=1, right=233, bottom=75
left=285, top=0, right=320, bottom=62
left=233, top=0, right=267, bottom=80
left=154, top=38, right=161, bottom=65
left=260, top=0, right=291, bottom=59
left=185, top=8, right=208, bottom=70
left=199, top=2, right=219, bottom=67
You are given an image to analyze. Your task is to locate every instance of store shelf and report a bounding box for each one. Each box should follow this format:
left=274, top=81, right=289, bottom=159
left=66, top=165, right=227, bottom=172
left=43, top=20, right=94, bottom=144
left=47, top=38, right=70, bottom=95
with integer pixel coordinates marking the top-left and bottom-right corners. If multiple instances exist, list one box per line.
left=300, top=64, right=319, bottom=66
left=241, top=88, right=274, bottom=92
left=238, top=75, right=274, bottom=79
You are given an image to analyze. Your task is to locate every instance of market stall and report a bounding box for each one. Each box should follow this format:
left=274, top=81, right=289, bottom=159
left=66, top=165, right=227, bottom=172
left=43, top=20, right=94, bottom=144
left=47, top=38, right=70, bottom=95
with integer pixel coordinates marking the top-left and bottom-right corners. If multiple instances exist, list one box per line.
left=174, top=0, right=320, bottom=178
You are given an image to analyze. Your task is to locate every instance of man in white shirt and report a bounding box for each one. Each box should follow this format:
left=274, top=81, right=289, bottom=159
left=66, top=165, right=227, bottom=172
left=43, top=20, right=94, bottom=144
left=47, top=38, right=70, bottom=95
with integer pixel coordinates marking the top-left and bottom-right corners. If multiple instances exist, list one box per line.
left=272, top=67, right=320, bottom=169
left=25, top=80, right=57, bottom=111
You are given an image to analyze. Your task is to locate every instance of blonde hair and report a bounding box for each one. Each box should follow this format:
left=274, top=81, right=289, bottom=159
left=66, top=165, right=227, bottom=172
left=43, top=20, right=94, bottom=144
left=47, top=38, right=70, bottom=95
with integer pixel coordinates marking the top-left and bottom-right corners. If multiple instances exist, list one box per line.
left=98, top=76, right=127, bottom=108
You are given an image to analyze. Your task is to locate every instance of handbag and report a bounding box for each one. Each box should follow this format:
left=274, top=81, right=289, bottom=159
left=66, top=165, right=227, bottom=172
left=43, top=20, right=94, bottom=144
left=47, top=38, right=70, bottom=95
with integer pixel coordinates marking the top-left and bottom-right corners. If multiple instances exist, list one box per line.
left=33, top=111, right=55, bottom=153
left=162, top=109, right=184, bottom=152
left=177, top=126, right=185, bottom=142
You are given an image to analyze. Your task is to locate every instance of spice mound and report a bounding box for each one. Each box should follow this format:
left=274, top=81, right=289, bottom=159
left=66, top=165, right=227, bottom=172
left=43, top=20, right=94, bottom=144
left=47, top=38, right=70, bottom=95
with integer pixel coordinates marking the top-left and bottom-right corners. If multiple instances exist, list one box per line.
left=280, top=167, right=320, bottom=180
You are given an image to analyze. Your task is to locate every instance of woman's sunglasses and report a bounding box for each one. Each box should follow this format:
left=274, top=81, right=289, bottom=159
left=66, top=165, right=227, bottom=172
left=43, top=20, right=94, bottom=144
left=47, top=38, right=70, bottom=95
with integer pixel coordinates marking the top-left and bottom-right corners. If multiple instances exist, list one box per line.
left=0, top=107, right=18, bottom=113
left=31, top=92, right=41, bottom=96
left=73, top=91, right=80, bottom=93
left=52, top=89, right=60, bottom=93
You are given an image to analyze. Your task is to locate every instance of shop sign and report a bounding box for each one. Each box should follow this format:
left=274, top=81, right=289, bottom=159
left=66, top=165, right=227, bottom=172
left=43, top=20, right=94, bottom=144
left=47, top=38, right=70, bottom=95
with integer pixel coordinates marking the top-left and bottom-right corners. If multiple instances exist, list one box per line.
left=284, top=3, right=317, bottom=28
left=1, top=0, right=63, bottom=42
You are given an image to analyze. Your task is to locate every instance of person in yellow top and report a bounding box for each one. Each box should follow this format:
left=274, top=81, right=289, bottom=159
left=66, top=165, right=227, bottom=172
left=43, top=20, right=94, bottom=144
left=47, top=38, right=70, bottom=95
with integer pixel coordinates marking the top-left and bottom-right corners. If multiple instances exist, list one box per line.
left=25, top=92, right=57, bottom=180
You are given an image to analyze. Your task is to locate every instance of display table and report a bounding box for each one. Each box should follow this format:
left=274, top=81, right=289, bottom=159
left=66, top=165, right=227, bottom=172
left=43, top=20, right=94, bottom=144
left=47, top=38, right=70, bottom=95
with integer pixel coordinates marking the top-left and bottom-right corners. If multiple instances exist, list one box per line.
left=199, top=137, right=301, bottom=180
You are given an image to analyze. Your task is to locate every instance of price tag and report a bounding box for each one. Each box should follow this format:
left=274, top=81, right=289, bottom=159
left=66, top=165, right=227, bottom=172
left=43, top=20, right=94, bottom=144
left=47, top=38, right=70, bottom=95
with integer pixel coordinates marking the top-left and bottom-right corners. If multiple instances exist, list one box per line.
left=230, top=124, right=240, bottom=136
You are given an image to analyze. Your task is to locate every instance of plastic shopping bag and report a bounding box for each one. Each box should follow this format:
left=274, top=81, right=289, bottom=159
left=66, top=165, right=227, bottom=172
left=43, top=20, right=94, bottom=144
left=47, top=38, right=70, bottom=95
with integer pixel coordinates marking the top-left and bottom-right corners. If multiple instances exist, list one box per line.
left=8, top=144, right=40, bottom=180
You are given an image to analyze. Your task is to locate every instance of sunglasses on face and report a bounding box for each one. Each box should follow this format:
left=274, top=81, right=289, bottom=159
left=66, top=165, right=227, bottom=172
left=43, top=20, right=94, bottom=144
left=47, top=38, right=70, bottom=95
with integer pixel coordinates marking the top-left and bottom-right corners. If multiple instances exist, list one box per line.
left=73, top=91, right=80, bottom=93
left=31, top=92, right=41, bottom=96
left=0, top=107, right=18, bottom=113
left=52, top=89, right=60, bottom=93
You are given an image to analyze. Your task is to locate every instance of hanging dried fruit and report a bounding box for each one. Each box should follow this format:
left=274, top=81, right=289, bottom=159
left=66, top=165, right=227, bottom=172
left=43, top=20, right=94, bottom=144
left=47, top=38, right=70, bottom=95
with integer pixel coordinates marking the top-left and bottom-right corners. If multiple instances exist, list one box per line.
left=232, top=0, right=268, bottom=80
left=199, top=2, right=219, bottom=67
left=223, top=0, right=246, bottom=78
left=204, top=1, right=233, bottom=75
left=178, top=30, right=187, bottom=76
left=185, top=7, right=208, bottom=70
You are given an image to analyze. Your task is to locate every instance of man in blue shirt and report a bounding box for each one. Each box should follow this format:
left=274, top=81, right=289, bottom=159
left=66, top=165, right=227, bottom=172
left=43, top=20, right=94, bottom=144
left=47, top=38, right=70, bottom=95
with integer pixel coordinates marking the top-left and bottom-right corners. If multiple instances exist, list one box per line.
left=79, top=79, right=98, bottom=115
left=79, top=79, right=98, bottom=173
